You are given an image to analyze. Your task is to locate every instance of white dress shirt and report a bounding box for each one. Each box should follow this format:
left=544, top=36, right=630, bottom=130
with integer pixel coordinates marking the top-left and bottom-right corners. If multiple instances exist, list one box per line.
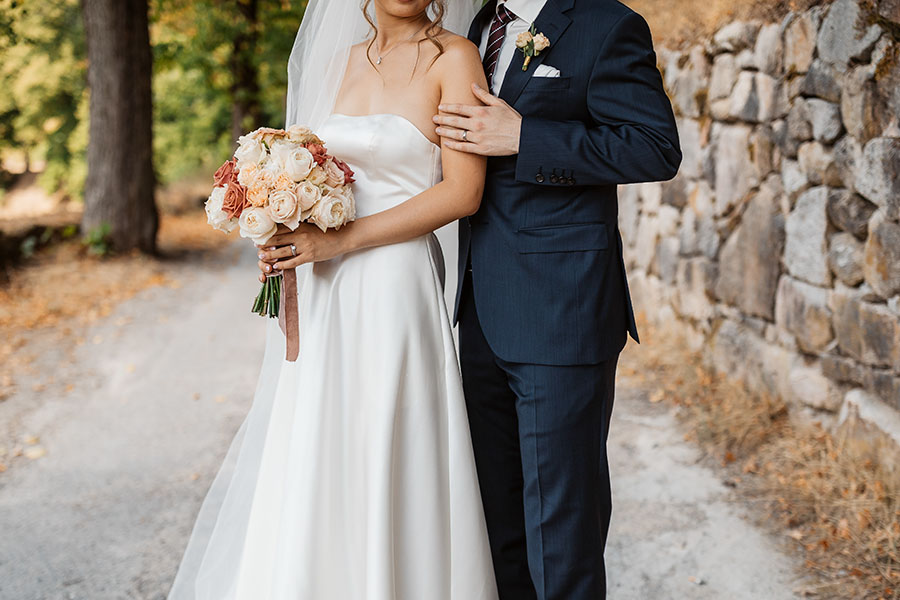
left=478, top=0, right=549, bottom=93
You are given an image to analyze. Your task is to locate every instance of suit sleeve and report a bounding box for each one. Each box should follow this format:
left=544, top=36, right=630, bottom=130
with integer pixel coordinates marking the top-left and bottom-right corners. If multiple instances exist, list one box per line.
left=514, top=11, right=682, bottom=187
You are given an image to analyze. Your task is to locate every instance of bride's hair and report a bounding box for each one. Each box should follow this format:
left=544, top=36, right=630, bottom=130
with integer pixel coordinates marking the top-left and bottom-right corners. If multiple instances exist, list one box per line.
left=362, top=0, right=446, bottom=71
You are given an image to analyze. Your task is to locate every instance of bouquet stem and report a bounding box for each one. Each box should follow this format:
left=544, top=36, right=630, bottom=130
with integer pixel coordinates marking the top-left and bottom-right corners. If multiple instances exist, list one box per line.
left=252, top=273, right=282, bottom=318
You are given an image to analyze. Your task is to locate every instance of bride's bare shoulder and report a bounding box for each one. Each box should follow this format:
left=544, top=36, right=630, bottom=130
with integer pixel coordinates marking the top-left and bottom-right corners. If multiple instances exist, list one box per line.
left=431, top=31, right=483, bottom=73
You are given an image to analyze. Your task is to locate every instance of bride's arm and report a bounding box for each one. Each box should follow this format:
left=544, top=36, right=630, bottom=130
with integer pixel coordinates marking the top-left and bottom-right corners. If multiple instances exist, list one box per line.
left=258, top=38, right=487, bottom=277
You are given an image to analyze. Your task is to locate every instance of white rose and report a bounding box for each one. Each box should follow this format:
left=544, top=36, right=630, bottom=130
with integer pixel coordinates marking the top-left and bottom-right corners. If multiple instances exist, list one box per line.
left=322, top=158, right=345, bottom=187
left=234, top=135, right=266, bottom=168
left=307, top=166, right=327, bottom=185
left=310, top=187, right=354, bottom=232
left=286, top=124, right=313, bottom=142
left=260, top=157, right=283, bottom=179
left=268, top=140, right=293, bottom=170
left=239, top=206, right=278, bottom=245
left=267, top=189, right=301, bottom=230
left=283, top=147, right=315, bottom=182
left=295, top=181, right=322, bottom=218
left=205, top=185, right=237, bottom=233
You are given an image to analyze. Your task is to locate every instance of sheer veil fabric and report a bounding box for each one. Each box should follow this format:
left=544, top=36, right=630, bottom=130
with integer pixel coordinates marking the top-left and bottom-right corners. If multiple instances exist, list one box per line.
left=167, top=1, right=485, bottom=598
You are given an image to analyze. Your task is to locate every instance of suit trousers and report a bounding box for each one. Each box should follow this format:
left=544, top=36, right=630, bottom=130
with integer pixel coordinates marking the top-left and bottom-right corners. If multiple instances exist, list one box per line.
left=458, top=271, right=619, bottom=600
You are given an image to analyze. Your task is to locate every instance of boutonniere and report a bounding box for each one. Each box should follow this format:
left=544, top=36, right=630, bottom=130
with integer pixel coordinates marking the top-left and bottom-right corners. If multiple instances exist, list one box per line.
left=515, top=24, right=551, bottom=71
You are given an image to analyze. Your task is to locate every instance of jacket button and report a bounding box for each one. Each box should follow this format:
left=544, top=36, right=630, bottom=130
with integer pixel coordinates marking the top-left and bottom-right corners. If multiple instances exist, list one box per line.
left=568, top=177, right=576, bottom=185
left=550, top=175, right=559, bottom=184
left=535, top=173, right=545, bottom=183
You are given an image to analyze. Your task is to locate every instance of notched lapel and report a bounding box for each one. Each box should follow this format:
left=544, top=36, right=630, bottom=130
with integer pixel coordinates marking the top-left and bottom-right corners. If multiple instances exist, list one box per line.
left=497, top=0, right=573, bottom=107
left=468, top=0, right=497, bottom=46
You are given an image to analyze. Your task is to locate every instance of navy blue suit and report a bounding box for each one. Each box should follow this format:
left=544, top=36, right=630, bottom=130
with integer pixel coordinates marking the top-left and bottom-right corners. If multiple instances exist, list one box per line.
left=456, top=0, right=680, bottom=598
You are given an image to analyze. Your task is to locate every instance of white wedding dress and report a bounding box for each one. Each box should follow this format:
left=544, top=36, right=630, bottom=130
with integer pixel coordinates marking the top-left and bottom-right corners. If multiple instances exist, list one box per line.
left=168, top=113, right=499, bottom=600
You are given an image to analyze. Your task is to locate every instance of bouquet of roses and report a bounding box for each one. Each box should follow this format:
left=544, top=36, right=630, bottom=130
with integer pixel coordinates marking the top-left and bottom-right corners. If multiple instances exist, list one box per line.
left=205, top=124, right=356, bottom=321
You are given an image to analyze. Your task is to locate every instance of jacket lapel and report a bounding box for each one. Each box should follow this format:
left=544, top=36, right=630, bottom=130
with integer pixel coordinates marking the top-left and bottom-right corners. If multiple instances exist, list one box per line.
left=468, top=0, right=497, bottom=46
left=497, top=0, right=574, bottom=106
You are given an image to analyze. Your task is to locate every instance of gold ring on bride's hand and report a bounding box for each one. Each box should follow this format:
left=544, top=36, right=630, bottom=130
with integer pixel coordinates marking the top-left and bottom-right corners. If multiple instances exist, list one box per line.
left=462, top=130, right=468, bottom=142
left=290, top=244, right=297, bottom=257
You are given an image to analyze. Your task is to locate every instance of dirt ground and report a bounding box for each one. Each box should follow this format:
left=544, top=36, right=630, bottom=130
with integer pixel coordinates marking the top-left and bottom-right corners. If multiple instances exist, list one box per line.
left=0, top=237, right=805, bottom=599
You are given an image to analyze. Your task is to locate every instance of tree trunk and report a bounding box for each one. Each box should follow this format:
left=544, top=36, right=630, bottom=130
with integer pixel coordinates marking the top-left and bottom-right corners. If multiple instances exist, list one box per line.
left=230, top=0, right=262, bottom=142
left=82, top=0, right=158, bottom=254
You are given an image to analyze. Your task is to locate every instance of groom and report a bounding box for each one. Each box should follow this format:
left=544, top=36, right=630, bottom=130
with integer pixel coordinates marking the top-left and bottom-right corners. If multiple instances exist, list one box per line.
left=434, top=0, right=680, bottom=597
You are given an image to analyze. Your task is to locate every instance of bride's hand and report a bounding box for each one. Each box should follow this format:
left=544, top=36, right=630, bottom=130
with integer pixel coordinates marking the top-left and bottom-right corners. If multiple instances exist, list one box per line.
left=255, top=223, right=352, bottom=281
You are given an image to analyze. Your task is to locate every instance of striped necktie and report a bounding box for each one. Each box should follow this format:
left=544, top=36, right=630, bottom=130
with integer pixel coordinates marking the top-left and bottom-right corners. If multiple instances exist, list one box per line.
left=482, top=3, right=517, bottom=91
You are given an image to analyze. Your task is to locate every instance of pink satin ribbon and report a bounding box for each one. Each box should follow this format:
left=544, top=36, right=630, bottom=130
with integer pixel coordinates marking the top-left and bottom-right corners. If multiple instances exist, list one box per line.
left=277, top=268, right=300, bottom=362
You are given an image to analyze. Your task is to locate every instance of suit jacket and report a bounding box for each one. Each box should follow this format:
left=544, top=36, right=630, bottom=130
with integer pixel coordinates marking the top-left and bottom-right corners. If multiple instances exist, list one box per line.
left=455, top=0, right=681, bottom=366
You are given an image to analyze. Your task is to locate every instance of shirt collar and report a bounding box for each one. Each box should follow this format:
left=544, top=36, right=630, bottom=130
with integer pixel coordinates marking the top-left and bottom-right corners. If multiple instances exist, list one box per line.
left=498, top=0, right=546, bottom=26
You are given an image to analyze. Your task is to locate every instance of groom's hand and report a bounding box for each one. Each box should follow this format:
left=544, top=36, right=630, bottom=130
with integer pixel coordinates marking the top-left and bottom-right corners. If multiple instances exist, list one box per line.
left=434, top=83, right=522, bottom=156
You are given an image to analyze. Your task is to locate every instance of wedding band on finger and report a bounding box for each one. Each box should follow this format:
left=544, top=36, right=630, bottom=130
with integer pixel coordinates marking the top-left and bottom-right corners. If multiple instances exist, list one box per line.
left=462, top=130, right=469, bottom=142
left=290, top=244, right=297, bottom=257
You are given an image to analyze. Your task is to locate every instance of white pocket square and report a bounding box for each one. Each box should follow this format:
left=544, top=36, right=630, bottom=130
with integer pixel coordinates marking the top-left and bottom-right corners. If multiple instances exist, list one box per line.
left=533, top=64, right=561, bottom=78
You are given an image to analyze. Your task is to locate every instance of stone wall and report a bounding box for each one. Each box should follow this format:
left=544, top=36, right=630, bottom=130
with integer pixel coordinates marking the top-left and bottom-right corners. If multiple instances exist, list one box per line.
left=621, top=0, right=900, bottom=429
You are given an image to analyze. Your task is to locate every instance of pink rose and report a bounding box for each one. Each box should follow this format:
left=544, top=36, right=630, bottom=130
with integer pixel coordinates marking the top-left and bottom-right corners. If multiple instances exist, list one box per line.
left=332, top=157, right=355, bottom=185
left=222, top=177, right=248, bottom=219
left=305, top=143, right=328, bottom=166
left=213, top=159, right=237, bottom=188
left=323, top=158, right=345, bottom=187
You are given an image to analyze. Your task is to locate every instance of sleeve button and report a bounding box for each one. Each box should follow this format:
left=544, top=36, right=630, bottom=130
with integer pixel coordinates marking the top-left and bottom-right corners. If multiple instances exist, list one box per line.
left=535, top=173, right=545, bottom=183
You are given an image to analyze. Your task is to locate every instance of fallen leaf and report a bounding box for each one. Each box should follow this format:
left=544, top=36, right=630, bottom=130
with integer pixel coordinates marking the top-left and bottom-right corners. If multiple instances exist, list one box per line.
left=22, top=434, right=39, bottom=445
left=92, top=335, right=103, bottom=345
left=192, top=392, right=201, bottom=400
left=649, top=389, right=665, bottom=403
left=0, top=463, right=6, bottom=473
left=214, top=395, right=226, bottom=403
left=126, top=364, right=136, bottom=373
left=190, top=472, right=200, bottom=481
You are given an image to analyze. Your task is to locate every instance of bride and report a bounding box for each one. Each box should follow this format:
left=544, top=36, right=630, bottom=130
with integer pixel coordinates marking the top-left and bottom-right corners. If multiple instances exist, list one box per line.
left=167, top=0, right=499, bottom=598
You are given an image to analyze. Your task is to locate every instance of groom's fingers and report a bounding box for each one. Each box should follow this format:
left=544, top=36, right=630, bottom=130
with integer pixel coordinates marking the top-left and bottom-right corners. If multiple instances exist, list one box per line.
left=435, top=126, right=472, bottom=142
left=471, top=83, right=503, bottom=106
left=432, top=114, right=473, bottom=130
left=437, top=103, right=482, bottom=117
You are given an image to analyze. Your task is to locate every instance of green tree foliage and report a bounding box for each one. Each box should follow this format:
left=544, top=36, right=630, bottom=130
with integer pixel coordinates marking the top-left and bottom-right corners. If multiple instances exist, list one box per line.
left=0, top=0, right=307, bottom=199
left=0, top=0, right=88, bottom=196
left=151, top=0, right=307, bottom=183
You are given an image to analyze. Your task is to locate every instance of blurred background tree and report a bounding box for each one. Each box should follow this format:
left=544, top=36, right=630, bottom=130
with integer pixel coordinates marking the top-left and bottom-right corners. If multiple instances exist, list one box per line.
left=0, top=0, right=307, bottom=250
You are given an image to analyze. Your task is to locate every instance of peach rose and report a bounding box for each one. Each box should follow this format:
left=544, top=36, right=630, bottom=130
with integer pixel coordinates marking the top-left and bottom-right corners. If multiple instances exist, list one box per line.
left=533, top=33, right=550, bottom=52
left=323, top=158, right=345, bottom=187
left=310, top=186, right=354, bottom=232
left=273, top=173, right=295, bottom=191
left=307, top=166, right=327, bottom=185
left=237, top=163, right=259, bottom=187
left=267, top=189, right=301, bottom=230
left=515, top=31, right=533, bottom=49
left=246, top=181, right=269, bottom=207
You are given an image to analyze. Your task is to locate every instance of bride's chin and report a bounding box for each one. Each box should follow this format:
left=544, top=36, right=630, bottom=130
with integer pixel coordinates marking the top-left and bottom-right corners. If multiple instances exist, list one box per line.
left=373, top=0, right=432, bottom=19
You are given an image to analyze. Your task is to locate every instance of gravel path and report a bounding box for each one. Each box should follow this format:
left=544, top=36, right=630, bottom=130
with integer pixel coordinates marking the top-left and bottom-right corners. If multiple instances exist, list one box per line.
left=0, top=243, right=801, bottom=599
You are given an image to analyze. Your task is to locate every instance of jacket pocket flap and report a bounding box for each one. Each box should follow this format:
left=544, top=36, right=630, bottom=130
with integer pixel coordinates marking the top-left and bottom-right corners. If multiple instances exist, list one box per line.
left=516, top=223, right=609, bottom=254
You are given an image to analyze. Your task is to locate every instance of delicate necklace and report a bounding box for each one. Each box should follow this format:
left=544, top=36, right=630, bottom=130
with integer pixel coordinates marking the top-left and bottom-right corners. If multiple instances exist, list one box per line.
left=373, top=22, right=428, bottom=65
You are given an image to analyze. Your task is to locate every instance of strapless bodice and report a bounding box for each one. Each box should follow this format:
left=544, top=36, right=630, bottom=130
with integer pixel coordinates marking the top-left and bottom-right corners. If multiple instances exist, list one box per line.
left=318, top=113, right=442, bottom=218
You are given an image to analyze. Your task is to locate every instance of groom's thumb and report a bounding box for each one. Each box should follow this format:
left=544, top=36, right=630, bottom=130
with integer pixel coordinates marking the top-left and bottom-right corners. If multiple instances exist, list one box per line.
left=472, top=83, right=502, bottom=106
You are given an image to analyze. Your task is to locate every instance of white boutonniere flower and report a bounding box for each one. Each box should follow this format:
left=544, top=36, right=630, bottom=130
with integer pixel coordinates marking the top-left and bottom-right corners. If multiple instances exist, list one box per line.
left=516, top=24, right=551, bottom=71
